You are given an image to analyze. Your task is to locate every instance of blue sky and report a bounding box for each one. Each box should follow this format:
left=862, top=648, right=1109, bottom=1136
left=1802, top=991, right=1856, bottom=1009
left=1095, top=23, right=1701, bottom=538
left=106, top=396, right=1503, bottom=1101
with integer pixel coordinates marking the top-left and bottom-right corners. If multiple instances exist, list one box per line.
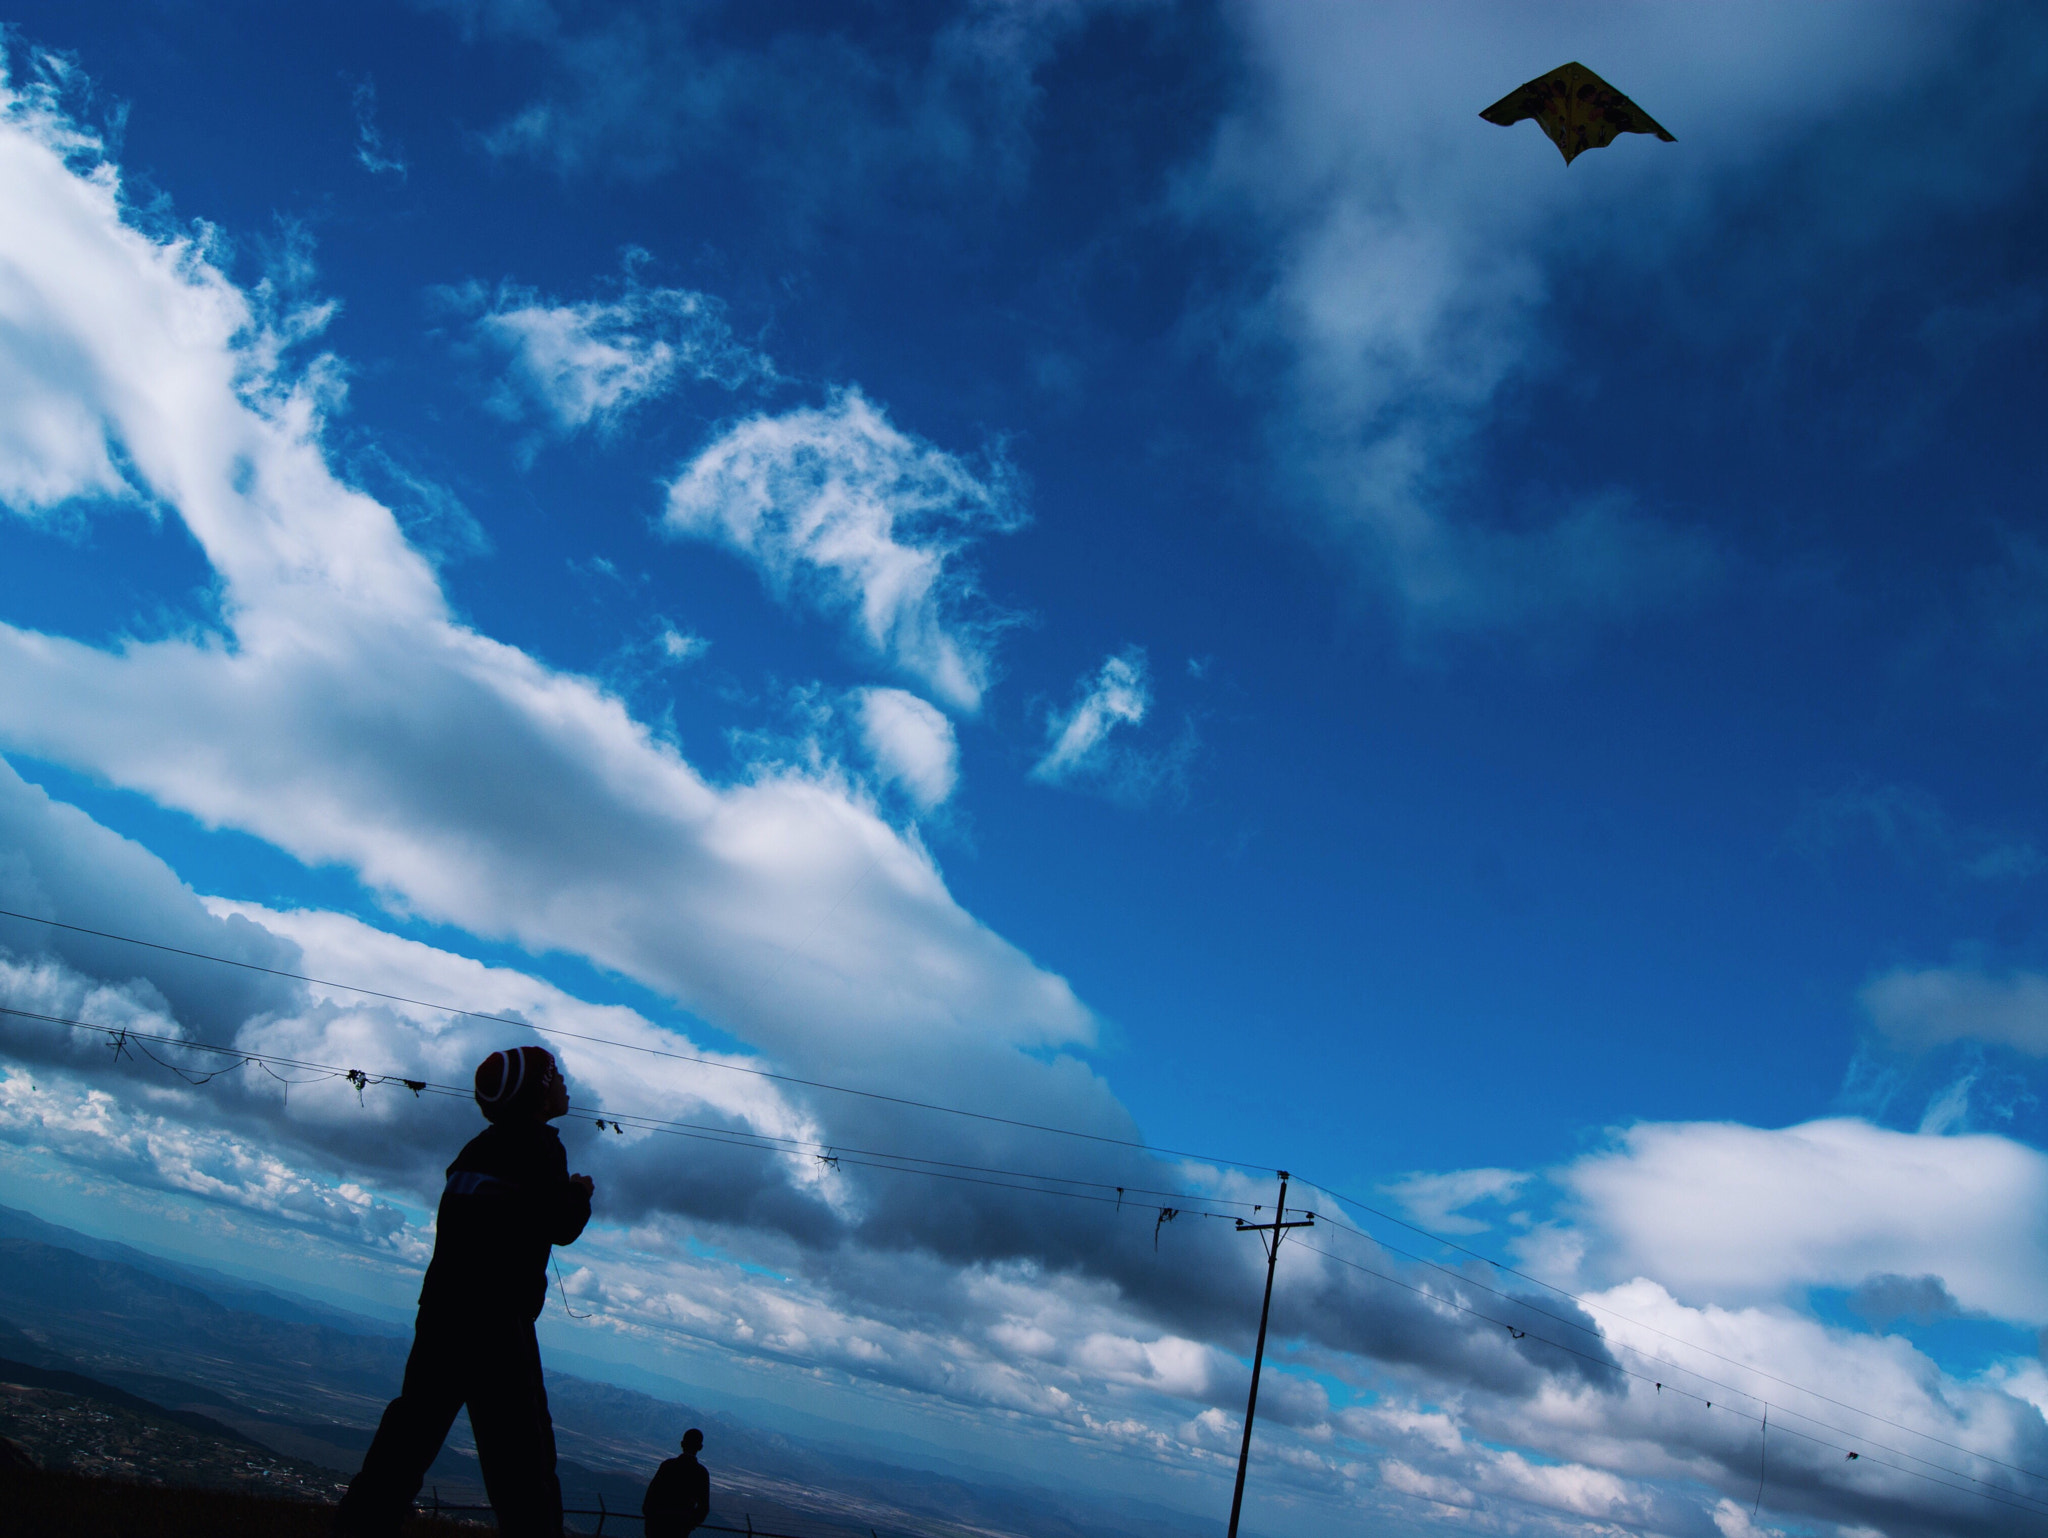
left=3, top=4, right=2048, bottom=1536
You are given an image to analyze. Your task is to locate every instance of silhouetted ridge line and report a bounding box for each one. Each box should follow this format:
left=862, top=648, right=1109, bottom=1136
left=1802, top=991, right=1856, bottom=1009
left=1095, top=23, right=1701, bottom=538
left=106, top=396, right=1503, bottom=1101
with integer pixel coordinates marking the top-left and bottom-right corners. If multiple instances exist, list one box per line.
left=0, top=906, right=1270, bottom=1173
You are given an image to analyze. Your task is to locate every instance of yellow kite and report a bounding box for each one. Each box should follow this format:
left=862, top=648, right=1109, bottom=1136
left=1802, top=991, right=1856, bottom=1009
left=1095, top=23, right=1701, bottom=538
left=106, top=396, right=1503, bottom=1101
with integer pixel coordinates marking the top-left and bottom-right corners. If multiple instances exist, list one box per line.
left=1479, top=62, right=1674, bottom=165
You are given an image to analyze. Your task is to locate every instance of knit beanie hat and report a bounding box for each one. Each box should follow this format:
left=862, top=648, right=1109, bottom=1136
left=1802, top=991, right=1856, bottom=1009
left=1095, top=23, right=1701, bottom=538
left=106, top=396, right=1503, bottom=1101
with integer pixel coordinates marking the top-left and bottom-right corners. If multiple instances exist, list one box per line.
left=474, top=1045, right=558, bottom=1122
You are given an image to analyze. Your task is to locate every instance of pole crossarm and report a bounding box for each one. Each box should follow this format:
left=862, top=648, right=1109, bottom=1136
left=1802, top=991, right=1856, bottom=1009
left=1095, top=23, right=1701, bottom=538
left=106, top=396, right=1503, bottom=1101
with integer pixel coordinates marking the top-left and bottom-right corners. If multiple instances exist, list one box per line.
left=1225, top=1172, right=1313, bottom=1538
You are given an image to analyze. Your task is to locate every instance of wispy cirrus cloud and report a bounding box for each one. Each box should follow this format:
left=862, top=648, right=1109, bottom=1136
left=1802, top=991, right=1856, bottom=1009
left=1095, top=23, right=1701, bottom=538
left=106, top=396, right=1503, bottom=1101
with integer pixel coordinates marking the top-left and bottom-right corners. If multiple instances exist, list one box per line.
left=9, top=38, right=2048, bottom=1538
left=0, top=67, right=1090, bottom=1105
left=1194, top=0, right=2008, bottom=635
left=1862, top=964, right=2048, bottom=1057
left=662, top=388, right=1022, bottom=713
left=1032, top=647, right=1149, bottom=782
left=455, top=261, right=775, bottom=439
left=1383, top=1166, right=1527, bottom=1237
left=351, top=77, right=407, bottom=179
left=424, top=0, right=1105, bottom=223
left=1031, top=647, right=1191, bottom=805
left=1790, top=780, right=2042, bottom=883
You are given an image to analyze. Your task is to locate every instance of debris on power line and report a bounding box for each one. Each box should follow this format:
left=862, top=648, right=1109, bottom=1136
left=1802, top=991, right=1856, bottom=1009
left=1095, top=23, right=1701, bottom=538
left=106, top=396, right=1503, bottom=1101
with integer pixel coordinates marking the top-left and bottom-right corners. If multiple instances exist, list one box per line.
left=3, top=982, right=2016, bottom=1520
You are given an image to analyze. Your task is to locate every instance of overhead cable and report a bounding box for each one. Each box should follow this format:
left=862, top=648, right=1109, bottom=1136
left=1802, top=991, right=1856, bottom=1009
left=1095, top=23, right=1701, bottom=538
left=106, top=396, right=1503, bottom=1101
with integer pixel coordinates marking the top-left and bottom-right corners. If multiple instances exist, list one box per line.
left=1295, top=1237, right=2048, bottom=1524
left=0, top=1003, right=1245, bottom=1220
left=1302, top=1178, right=2048, bottom=1489
left=0, top=907, right=1271, bottom=1173
left=1306, top=1214, right=2045, bottom=1508
left=1, top=998, right=2032, bottom=1525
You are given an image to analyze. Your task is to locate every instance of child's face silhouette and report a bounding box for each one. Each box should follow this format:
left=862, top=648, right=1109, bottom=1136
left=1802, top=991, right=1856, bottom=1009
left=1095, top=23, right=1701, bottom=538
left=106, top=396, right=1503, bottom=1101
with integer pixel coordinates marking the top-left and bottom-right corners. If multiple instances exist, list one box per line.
left=539, top=1065, right=569, bottom=1121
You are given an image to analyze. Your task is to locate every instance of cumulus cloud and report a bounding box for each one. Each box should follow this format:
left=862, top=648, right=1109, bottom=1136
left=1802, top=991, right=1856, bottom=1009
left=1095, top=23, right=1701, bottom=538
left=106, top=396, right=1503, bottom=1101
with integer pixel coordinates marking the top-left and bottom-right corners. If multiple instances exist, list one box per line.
left=1847, top=1272, right=1969, bottom=1328
left=1862, top=964, right=2048, bottom=1055
left=460, top=262, right=774, bottom=437
left=0, top=1067, right=421, bottom=1254
left=9, top=777, right=2045, bottom=1537
left=854, top=687, right=958, bottom=811
left=0, top=66, right=1096, bottom=1130
left=1560, top=1117, right=2048, bottom=1323
left=1193, top=1, right=1983, bottom=631
left=662, top=389, right=1021, bottom=711
left=5, top=48, right=2047, bottom=1538
left=0, top=761, right=1637, bottom=1457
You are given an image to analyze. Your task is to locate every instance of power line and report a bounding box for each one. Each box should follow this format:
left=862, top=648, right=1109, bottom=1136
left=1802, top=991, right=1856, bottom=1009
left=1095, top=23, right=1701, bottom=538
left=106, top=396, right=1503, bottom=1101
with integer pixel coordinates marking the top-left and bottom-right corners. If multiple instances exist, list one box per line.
left=0, top=1003, right=1243, bottom=1222
left=2, top=998, right=2032, bottom=1529
left=1294, top=1237, right=2048, bottom=1524
left=0, top=906, right=1272, bottom=1174
left=1300, top=1178, right=2048, bottom=1489
left=1305, top=1214, right=2047, bottom=1510
left=574, top=1098, right=1257, bottom=1212
left=19, top=900, right=2009, bottom=1486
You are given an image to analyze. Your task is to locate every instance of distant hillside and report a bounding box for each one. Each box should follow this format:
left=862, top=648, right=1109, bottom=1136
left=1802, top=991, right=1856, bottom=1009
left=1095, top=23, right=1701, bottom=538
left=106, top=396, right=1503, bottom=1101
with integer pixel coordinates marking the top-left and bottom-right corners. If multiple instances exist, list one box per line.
left=0, top=1461, right=479, bottom=1538
left=0, top=1209, right=1214, bottom=1538
left=0, top=1205, right=409, bottom=1337
left=0, top=1355, right=342, bottom=1501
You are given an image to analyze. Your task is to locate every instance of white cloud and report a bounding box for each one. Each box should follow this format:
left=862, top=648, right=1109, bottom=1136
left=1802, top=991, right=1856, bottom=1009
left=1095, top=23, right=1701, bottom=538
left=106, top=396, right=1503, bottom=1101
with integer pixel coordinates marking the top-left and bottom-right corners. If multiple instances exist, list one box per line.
left=1195, top=1, right=1971, bottom=631
left=0, top=69, right=1095, bottom=1115
left=1862, top=964, right=2048, bottom=1055
left=0, top=1066, right=422, bottom=1254
left=352, top=78, right=407, bottom=179
left=1710, top=1495, right=1782, bottom=1538
left=855, top=686, right=958, bottom=811
left=8, top=49, right=2048, bottom=1538
left=1560, top=1117, right=2048, bottom=1322
left=1031, top=647, right=1149, bottom=783
left=658, top=623, right=708, bottom=664
left=432, top=0, right=1101, bottom=219
left=1383, top=1166, right=1527, bottom=1236
left=348, top=444, right=491, bottom=566
left=463, top=264, right=773, bottom=436
left=662, top=388, right=1021, bottom=712
left=1792, top=782, right=2042, bottom=883
left=11, top=800, right=2048, bottom=1538
left=1030, top=647, right=1189, bottom=804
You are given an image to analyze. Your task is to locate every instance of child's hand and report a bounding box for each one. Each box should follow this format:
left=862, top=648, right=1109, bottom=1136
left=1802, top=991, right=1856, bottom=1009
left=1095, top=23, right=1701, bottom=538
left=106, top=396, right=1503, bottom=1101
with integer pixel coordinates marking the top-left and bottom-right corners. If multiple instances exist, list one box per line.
left=569, top=1173, right=595, bottom=1197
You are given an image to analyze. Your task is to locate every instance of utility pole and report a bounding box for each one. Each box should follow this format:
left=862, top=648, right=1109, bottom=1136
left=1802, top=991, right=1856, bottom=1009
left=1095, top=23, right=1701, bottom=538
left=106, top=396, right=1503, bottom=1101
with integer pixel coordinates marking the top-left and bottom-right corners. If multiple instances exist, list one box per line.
left=1225, top=1170, right=1314, bottom=1538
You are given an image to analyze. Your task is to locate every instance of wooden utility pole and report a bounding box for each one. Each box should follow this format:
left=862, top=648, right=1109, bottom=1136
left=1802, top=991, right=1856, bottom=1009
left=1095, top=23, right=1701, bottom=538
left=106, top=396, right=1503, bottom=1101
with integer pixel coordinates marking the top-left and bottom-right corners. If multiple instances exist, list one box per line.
left=1225, top=1171, right=1314, bottom=1538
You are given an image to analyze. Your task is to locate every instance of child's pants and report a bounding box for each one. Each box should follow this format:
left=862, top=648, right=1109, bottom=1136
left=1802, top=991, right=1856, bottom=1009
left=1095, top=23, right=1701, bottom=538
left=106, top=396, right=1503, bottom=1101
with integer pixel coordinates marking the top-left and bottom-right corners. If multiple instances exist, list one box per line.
left=334, top=1307, right=564, bottom=1537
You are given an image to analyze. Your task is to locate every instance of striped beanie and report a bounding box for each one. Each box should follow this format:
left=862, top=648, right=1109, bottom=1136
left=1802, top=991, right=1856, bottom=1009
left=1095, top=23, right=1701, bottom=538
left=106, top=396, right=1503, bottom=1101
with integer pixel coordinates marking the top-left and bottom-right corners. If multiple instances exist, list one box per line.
left=474, top=1045, right=558, bottom=1122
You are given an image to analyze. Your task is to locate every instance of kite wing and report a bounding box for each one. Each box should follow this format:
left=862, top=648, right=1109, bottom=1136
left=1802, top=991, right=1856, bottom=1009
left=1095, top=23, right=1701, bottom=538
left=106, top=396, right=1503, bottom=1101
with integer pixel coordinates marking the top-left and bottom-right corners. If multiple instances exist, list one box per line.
left=1479, top=61, right=1674, bottom=165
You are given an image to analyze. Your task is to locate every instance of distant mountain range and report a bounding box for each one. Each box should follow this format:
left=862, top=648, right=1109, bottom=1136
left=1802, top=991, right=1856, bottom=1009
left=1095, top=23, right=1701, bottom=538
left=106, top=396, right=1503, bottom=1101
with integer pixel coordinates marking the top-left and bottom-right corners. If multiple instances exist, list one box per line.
left=0, top=1205, right=1213, bottom=1538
